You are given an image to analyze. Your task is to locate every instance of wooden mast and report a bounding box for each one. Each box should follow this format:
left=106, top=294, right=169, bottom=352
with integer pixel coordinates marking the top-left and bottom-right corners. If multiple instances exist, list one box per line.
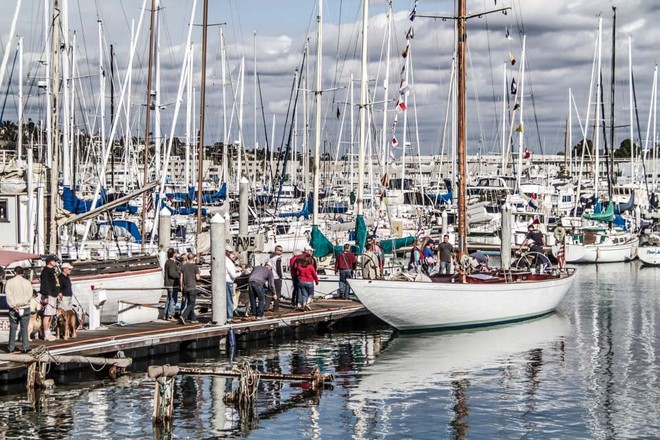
left=457, top=0, right=467, bottom=263
left=48, top=0, right=61, bottom=254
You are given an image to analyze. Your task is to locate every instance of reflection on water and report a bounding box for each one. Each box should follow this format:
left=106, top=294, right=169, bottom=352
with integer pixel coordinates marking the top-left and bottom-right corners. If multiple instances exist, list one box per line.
left=0, top=263, right=658, bottom=439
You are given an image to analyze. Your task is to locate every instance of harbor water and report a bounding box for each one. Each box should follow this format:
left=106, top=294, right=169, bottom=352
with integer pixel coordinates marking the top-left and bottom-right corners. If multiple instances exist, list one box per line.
left=0, top=262, right=658, bottom=439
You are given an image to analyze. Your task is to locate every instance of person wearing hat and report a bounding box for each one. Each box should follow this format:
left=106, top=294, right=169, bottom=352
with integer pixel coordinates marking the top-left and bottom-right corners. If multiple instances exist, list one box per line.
left=247, top=261, right=275, bottom=320
left=422, top=238, right=437, bottom=273
left=58, top=262, right=74, bottom=311
left=40, top=255, right=59, bottom=341
left=334, top=243, right=356, bottom=299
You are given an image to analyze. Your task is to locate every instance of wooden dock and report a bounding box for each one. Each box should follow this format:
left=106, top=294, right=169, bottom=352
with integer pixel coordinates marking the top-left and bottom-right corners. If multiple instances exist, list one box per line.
left=0, top=298, right=371, bottom=390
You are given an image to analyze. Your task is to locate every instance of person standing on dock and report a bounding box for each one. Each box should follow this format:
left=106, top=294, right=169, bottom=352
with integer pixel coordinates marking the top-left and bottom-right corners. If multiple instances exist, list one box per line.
left=439, top=235, right=453, bottom=274
left=5, top=266, right=33, bottom=353
left=163, top=248, right=181, bottom=321
left=335, top=244, right=357, bottom=299
left=297, top=255, right=319, bottom=310
left=248, top=262, right=275, bottom=320
left=179, top=253, right=200, bottom=325
left=225, top=247, right=240, bottom=323
left=268, top=245, right=284, bottom=312
left=58, top=263, right=74, bottom=310
left=368, top=237, right=384, bottom=277
left=289, top=249, right=303, bottom=306
left=40, top=255, right=59, bottom=341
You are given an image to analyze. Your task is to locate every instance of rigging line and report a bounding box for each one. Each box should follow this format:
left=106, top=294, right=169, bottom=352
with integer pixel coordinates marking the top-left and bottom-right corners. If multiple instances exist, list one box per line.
left=0, top=48, right=19, bottom=123
left=481, top=0, right=500, bottom=151
left=79, top=0, right=97, bottom=111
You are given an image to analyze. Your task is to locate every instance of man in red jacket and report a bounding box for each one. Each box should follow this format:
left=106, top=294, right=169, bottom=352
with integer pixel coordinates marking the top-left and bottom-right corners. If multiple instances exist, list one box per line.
left=334, top=244, right=356, bottom=299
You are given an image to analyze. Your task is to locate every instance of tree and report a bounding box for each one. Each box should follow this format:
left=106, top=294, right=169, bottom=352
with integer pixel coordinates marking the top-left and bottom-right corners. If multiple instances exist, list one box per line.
left=614, top=138, right=639, bottom=158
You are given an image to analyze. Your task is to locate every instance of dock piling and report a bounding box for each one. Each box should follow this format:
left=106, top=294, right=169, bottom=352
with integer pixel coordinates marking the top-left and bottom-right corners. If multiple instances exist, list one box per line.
left=211, top=213, right=227, bottom=325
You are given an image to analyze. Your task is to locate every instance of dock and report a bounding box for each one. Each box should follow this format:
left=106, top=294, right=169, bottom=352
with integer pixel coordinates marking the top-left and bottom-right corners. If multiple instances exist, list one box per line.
left=0, top=298, right=370, bottom=392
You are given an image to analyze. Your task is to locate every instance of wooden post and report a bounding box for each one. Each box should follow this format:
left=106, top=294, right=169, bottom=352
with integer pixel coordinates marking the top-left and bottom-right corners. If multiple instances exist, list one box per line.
left=501, top=203, right=512, bottom=269
left=148, top=365, right=179, bottom=425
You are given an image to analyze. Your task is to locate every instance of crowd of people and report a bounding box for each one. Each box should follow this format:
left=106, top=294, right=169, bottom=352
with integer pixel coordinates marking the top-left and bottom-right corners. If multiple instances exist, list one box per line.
left=5, top=255, right=79, bottom=353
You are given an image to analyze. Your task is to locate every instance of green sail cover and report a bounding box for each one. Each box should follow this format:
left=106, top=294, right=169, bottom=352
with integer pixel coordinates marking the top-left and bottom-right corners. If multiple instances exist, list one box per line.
left=379, top=236, right=416, bottom=253
left=582, top=201, right=615, bottom=222
left=354, top=215, right=368, bottom=254
left=309, top=224, right=336, bottom=258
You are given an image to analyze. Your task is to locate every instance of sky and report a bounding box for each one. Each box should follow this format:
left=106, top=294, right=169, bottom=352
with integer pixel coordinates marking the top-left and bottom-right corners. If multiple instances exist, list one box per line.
left=1, top=0, right=659, bottom=160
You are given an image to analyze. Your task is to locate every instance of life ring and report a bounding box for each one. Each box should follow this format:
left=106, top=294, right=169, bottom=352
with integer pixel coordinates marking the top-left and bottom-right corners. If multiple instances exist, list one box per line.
left=553, top=226, right=566, bottom=242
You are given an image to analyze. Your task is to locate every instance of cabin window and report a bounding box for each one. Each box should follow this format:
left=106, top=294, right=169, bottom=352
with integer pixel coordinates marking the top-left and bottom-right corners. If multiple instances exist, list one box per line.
left=0, top=199, right=8, bottom=222
left=562, top=196, right=572, bottom=203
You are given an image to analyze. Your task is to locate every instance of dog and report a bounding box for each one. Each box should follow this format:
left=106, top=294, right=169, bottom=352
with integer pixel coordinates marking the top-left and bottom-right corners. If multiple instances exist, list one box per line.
left=56, top=308, right=79, bottom=340
left=27, top=295, right=42, bottom=342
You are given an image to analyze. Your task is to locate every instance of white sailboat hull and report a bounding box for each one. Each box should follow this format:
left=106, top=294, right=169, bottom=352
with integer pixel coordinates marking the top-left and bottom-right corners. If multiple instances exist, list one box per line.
left=68, top=268, right=163, bottom=323
left=639, top=246, right=660, bottom=266
left=562, top=237, right=638, bottom=263
left=348, top=272, right=576, bottom=331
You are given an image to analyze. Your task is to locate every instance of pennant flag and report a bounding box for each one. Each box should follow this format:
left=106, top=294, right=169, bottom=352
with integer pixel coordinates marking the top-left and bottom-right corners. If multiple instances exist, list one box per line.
left=380, top=173, right=389, bottom=187
left=389, top=151, right=397, bottom=165
left=336, top=106, right=341, bottom=119
left=402, top=44, right=410, bottom=59
left=509, top=51, right=516, bottom=65
left=399, top=80, right=410, bottom=95
left=515, top=123, right=524, bottom=133
left=397, top=99, right=407, bottom=112
left=513, top=103, right=520, bottom=111
left=505, top=27, right=511, bottom=39
left=406, top=26, right=415, bottom=40
left=391, top=136, right=399, bottom=148
left=511, top=78, right=517, bottom=95
left=409, top=2, right=417, bottom=21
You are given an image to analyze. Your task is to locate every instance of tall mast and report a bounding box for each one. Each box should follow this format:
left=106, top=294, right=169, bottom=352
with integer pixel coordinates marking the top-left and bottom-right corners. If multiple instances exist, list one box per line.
left=356, top=0, right=368, bottom=217
left=312, top=0, right=323, bottom=226
left=608, top=7, right=616, bottom=197
left=381, top=1, right=392, bottom=178
left=196, top=0, right=209, bottom=252
left=141, top=0, right=156, bottom=251
left=48, top=0, right=61, bottom=254
left=457, top=0, right=467, bottom=261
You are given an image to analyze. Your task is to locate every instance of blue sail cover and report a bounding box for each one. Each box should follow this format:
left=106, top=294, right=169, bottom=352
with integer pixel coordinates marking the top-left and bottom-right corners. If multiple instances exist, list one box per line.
left=63, top=187, right=106, bottom=214
left=429, top=189, right=453, bottom=205
left=279, top=200, right=310, bottom=219
left=98, top=220, right=142, bottom=243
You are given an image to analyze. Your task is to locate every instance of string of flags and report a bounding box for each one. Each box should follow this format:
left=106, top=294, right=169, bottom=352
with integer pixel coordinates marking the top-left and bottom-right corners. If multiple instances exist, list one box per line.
left=388, top=0, right=417, bottom=167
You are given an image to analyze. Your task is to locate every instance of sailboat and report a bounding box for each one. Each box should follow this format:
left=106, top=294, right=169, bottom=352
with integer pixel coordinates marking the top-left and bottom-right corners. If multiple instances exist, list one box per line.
left=348, top=0, right=576, bottom=331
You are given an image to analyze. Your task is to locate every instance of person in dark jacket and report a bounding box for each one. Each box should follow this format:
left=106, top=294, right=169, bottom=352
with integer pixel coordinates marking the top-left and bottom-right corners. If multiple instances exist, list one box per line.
left=248, top=262, right=275, bottom=319
left=58, top=263, right=74, bottom=310
left=163, top=248, right=181, bottom=321
left=40, top=255, right=59, bottom=341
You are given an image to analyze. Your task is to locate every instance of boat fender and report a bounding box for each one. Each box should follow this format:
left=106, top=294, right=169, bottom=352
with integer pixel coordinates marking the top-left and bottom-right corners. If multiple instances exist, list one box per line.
left=553, top=226, right=566, bottom=243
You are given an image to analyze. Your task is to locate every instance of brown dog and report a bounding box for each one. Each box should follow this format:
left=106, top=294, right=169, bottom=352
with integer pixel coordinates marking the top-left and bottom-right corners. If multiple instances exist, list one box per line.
left=56, top=308, right=79, bottom=340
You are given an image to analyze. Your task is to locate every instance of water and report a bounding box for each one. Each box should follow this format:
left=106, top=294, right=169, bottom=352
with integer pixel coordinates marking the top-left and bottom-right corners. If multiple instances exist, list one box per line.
left=0, top=262, right=658, bottom=439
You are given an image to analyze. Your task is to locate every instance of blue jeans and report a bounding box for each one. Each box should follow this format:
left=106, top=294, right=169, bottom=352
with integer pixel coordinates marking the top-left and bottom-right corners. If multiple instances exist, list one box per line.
left=8, top=307, right=30, bottom=352
left=440, top=261, right=452, bottom=274
left=164, top=287, right=179, bottom=318
left=226, top=282, right=234, bottom=321
left=339, top=269, right=352, bottom=299
left=181, top=289, right=197, bottom=321
left=298, top=281, right=315, bottom=306
left=249, top=281, right=266, bottom=318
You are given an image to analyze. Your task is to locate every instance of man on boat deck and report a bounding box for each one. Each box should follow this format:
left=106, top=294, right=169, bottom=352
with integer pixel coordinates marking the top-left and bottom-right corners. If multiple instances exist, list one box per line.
left=40, top=255, right=59, bottom=341
left=367, top=236, right=384, bottom=277
left=438, top=235, right=453, bottom=274
left=163, top=248, right=181, bottom=321
left=6, top=266, right=33, bottom=353
left=469, top=250, right=489, bottom=272
left=335, top=243, right=357, bottom=299
left=267, top=245, right=284, bottom=312
left=524, top=224, right=546, bottom=273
